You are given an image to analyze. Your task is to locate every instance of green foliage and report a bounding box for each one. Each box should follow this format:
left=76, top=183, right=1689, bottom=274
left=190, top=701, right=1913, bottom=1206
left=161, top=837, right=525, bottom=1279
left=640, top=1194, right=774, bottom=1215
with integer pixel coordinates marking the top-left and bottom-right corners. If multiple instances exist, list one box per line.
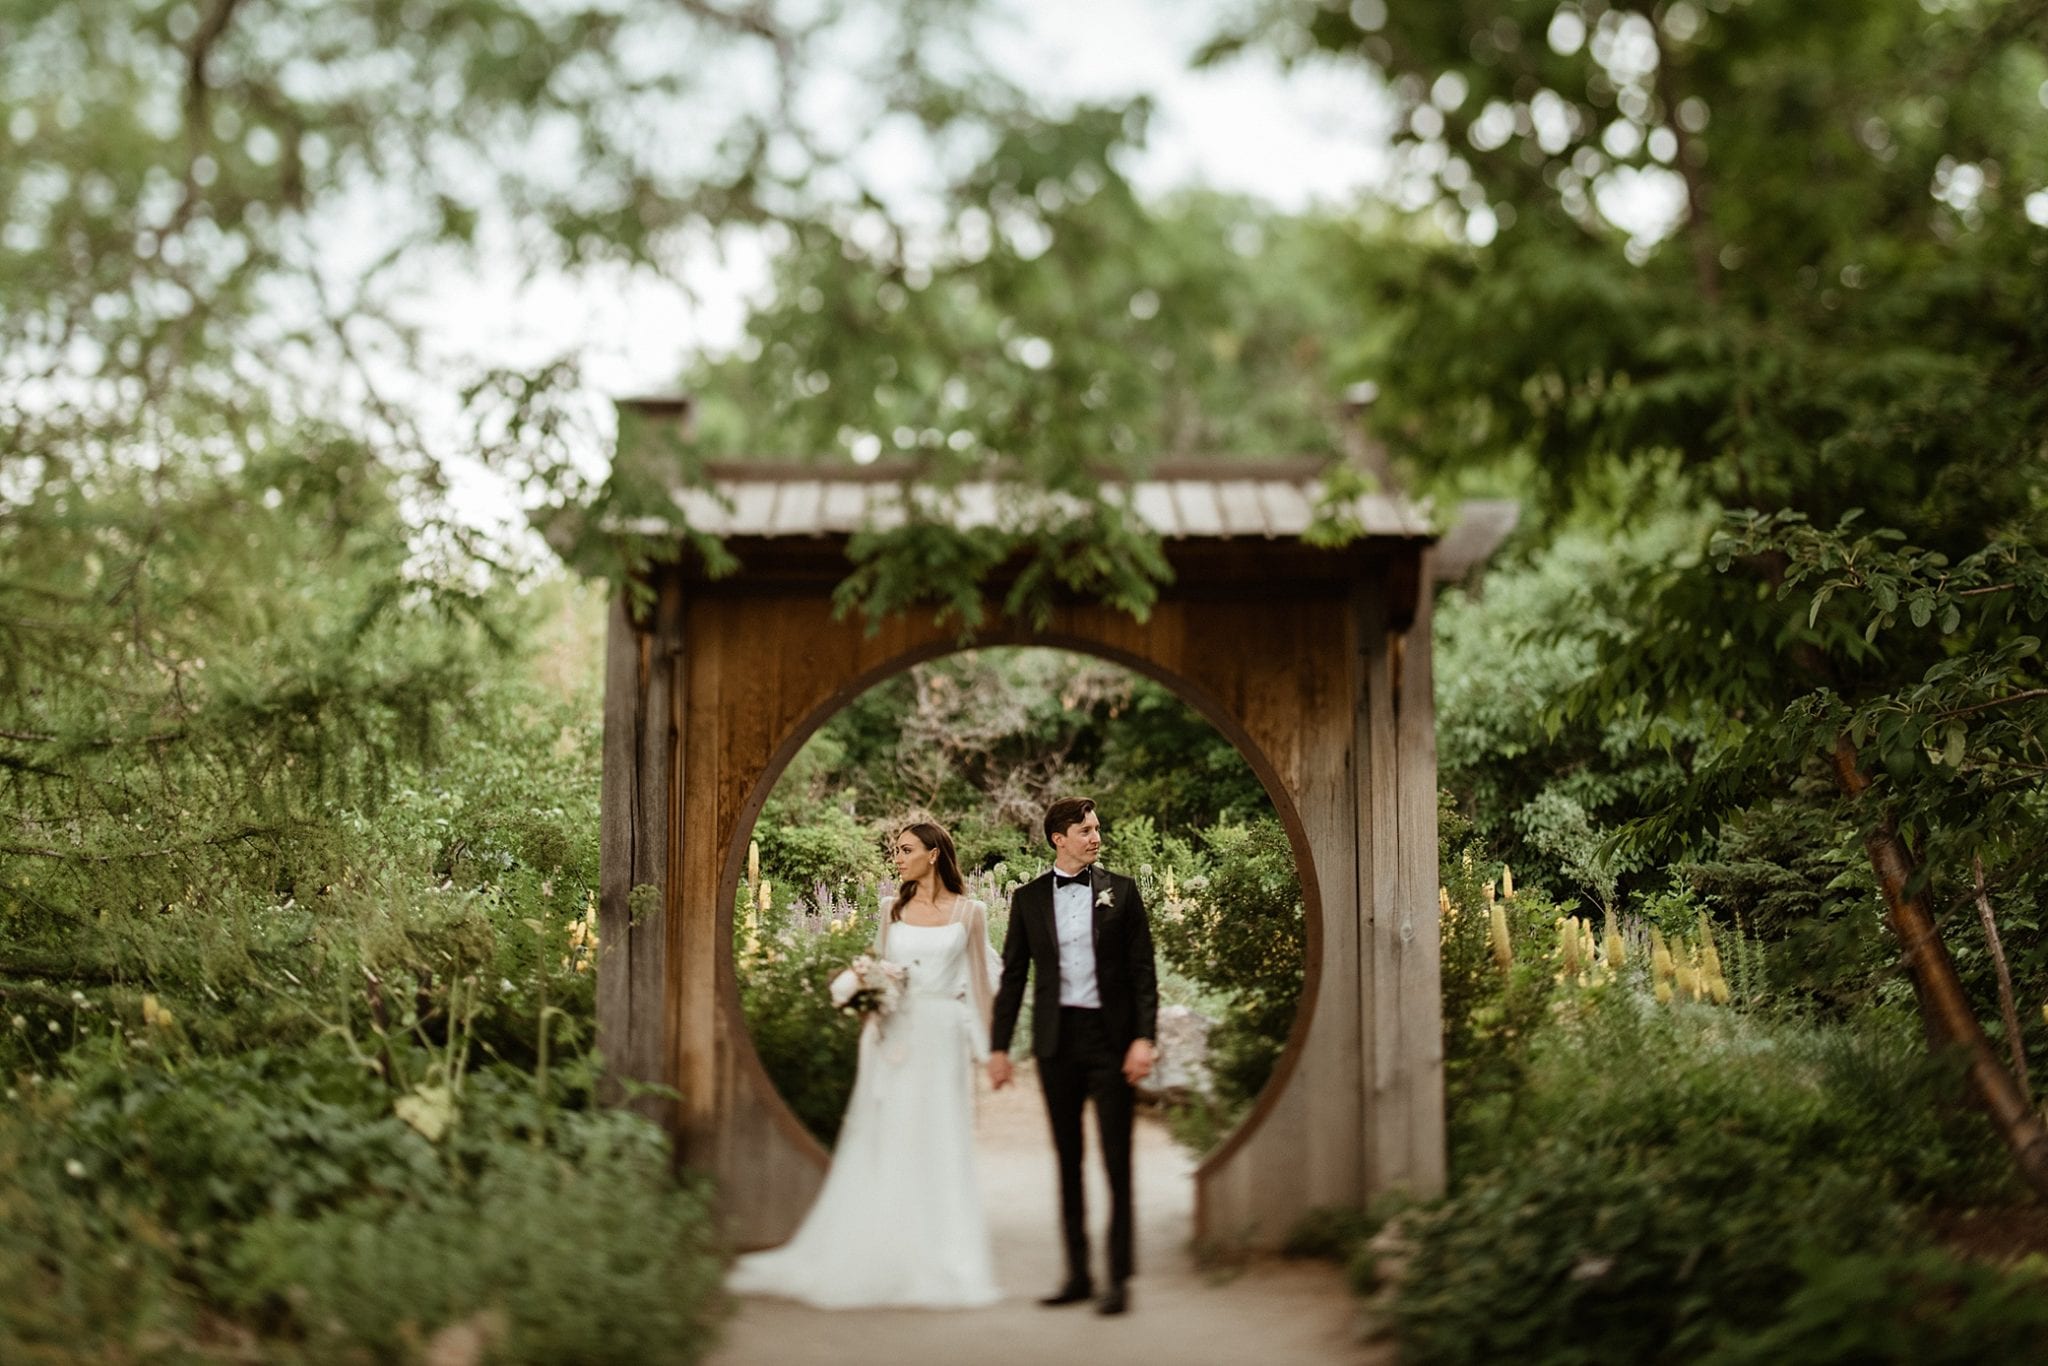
left=1281, top=1204, right=1383, bottom=1262
left=1096, top=680, right=1273, bottom=833
left=735, top=913, right=875, bottom=1145
left=1701, top=1249, right=2048, bottom=1366
left=1153, top=817, right=1305, bottom=1112
left=753, top=749, right=882, bottom=902
left=1399, top=985, right=2017, bottom=1361
left=1437, top=804, right=1579, bottom=1151
left=2, top=1037, right=724, bottom=1363
left=52, top=1038, right=440, bottom=1260
left=779, top=646, right=1267, bottom=855
left=227, top=1106, right=723, bottom=1365
left=1393, top=1136, right=1911, bottom=1366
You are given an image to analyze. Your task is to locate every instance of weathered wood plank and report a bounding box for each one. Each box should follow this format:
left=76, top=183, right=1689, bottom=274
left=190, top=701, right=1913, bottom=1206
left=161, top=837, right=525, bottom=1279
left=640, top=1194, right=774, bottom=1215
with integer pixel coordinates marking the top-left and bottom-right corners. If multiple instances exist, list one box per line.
left=1298, top=592, right=1362, bottom=1211
left=820, top=480, right=867, bottom=532
left=627, top=580, right=683, bottom=1128
left=672, top=588, right=717, bottom=1165
left=1171, top=480, right=1225, bottom=536
left=1256, top=479, right=1313, bottom=535
left=1214, top=479, right=1268, bottom=536
left=1392, top=566, right=1446, bottom=1195
left=768, top=480, right=823, bottom=536
left=1129, top=481, right=1180, bottom=537
left=1358, top=583, right=1406, bottom=1193
left=1181, top=595, right=1363, bottom=1242
left=596, top=592, right=641, bottom=1107
left=727, top=481, right=779, bottom=535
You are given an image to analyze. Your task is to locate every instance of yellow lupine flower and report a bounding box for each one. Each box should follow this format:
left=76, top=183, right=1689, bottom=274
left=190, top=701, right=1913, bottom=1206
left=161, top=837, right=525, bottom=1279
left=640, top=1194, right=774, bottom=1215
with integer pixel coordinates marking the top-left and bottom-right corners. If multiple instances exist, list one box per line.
left=1559, top=917, right=1582, bottom=976
left=1489, top=903, right=1514, bottom=972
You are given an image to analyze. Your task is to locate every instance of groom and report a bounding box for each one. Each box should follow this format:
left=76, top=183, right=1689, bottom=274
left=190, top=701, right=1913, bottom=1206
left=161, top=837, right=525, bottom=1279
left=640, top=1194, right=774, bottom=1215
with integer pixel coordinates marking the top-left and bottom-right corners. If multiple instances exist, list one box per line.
left=988, top=796, right=1158, bottom=1316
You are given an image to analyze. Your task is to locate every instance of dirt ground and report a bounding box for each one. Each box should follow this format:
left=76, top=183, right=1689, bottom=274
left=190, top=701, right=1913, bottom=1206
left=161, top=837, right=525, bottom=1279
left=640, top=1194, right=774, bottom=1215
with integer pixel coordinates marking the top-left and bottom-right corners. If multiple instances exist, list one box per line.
left=709, top=1064, right=1391, bottom=1366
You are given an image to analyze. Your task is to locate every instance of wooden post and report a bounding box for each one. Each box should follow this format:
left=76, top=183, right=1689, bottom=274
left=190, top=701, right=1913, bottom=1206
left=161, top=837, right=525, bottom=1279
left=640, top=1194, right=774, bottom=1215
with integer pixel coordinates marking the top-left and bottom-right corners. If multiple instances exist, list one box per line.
left=1392, top=565, right=1446, bottom=1195
left=1357, top=553, right=1447, bottom=1199
left=596, top=580, right=683, bottom=1126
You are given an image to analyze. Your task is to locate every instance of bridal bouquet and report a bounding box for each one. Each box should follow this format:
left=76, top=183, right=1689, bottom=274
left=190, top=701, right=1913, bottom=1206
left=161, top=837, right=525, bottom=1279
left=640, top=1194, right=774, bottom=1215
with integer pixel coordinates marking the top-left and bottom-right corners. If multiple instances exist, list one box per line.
left=828, top=954, right=908, bottom=1019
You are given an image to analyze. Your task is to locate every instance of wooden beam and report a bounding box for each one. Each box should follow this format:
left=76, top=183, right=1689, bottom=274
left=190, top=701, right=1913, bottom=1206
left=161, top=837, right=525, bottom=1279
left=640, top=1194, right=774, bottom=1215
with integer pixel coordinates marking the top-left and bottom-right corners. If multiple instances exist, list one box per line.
left=1392, top=568, right=1447, bottom=1196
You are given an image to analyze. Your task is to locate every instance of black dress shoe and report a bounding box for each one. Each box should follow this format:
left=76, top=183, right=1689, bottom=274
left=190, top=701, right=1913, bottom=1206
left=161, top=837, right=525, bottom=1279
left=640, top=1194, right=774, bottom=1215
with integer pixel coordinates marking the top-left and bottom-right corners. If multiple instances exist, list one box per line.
left=1039, top=1280, right=1094, bottom=1307
left=1096, top=1282, right=1128, bottom=1315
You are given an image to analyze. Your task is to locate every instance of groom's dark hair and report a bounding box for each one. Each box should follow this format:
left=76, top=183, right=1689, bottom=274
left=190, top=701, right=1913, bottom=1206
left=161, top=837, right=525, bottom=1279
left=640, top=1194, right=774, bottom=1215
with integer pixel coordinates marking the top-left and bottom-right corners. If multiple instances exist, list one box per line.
left=1043, top=797, right=1096, bottom=848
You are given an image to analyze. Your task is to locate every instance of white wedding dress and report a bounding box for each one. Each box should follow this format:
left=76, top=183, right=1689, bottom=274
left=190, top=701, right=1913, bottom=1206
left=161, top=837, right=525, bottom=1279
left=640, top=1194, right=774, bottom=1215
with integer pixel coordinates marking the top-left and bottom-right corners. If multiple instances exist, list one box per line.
left=727, top=899, right=1004, bottom=1308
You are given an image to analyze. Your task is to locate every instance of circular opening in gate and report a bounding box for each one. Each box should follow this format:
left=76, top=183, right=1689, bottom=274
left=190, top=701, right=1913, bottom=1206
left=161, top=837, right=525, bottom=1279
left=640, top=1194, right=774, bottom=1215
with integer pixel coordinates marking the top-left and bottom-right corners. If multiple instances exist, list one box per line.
left=729, top=645, right=1312, bottom=1158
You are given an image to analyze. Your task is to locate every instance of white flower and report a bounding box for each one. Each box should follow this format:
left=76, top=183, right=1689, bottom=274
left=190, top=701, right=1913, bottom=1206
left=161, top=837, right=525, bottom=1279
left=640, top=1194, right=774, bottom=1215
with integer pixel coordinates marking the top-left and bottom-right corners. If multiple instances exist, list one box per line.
left=830, top=954, right=908, bottom=1017
left=1096, top=888, right=1113, bottom=908
left=64, top=1158, right=86, bottom=1179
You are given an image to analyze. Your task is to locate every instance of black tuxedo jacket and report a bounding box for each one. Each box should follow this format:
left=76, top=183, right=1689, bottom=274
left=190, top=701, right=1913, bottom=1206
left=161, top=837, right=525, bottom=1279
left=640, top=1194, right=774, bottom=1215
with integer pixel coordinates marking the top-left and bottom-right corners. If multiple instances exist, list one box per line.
left=990, top=865, right=1158, bottom=1060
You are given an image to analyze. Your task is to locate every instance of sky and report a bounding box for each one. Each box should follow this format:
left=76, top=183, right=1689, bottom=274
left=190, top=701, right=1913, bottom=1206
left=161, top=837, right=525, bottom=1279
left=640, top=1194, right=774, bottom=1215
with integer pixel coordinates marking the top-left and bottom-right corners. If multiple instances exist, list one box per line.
left=383, top=0, right=1400, bottom=542
left=412, top=0, right=1396, bottom=401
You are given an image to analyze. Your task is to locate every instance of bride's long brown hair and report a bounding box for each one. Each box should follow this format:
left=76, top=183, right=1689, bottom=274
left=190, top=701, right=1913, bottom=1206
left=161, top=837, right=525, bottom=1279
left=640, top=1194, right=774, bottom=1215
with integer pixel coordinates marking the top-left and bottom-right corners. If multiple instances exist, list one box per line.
left=890, top=820, right=966, bottom=922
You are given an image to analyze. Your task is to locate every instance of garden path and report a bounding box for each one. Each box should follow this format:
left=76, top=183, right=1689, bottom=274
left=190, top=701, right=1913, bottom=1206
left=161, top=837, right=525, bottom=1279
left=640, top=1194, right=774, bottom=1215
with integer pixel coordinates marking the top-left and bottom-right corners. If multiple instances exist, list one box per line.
left=710, top=1063, right=1389, bottom=1366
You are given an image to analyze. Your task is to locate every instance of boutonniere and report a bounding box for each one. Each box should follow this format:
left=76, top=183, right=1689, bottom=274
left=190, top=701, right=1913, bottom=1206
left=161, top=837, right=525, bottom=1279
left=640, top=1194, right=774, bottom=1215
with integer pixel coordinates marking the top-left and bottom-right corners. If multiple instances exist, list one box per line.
left=1095, top=888, right=1114, bottom=908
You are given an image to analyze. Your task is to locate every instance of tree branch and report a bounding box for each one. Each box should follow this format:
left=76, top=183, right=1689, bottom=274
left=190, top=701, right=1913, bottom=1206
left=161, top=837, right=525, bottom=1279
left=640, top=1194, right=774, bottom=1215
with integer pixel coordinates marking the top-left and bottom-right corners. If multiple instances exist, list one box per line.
left=1, top=824, right=274, bottom=863
left=1973, top=853, right=2030, bottom=1103
left=1937, top=688, right=2048, bottom=721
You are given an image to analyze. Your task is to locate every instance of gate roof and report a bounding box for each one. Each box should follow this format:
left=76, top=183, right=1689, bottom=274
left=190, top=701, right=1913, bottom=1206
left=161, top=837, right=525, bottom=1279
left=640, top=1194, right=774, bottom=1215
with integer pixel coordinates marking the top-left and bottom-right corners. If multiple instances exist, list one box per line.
left=614, top=458, right=1435, bottom=543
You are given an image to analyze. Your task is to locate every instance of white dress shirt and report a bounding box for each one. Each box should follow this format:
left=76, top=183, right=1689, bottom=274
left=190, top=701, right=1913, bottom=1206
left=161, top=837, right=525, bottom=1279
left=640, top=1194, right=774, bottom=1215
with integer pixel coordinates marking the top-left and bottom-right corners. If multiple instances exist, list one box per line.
left=1052, top=871, right=1102, bottom=1008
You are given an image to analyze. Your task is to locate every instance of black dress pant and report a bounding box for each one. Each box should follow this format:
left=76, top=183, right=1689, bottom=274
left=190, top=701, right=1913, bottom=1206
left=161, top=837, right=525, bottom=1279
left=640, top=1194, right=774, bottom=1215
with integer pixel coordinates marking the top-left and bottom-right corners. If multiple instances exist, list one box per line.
left=1038, top=1005, right=1135, bottom=1286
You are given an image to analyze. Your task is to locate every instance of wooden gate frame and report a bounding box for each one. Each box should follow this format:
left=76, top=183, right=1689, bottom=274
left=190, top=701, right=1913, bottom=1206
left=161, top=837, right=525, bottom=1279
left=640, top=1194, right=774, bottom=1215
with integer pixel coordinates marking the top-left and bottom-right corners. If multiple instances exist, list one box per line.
left=596, top=455, right=1454, bottom=1249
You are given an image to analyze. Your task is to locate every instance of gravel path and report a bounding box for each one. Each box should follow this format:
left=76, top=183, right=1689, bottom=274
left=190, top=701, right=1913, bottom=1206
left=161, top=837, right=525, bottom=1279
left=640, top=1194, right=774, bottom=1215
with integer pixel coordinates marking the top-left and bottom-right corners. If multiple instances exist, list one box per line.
left=710, top=1064, right=1389, bottom=1366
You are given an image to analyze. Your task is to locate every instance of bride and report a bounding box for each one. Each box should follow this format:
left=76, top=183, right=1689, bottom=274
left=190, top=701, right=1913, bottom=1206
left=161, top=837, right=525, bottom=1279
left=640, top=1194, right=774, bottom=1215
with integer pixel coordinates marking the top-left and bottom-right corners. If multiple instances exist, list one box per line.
left=727, top=819, right=1004, bottom=1308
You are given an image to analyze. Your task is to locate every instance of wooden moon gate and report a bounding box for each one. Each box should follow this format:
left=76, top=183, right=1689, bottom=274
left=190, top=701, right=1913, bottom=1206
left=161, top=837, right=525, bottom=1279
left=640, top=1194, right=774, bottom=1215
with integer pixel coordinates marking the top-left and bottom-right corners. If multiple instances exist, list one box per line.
left=595, top=452, right=1455, bottom=1250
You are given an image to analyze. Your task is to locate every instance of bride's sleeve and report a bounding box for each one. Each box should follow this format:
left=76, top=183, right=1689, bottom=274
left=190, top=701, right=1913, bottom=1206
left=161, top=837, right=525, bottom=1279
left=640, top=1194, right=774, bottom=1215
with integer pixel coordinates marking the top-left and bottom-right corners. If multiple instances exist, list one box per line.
left=961, top=899, right=999, bottom=1062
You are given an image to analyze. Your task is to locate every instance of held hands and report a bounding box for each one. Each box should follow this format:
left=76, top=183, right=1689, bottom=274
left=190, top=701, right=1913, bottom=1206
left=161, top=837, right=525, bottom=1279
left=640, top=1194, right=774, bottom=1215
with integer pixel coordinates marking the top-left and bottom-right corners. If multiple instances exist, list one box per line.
left=989, top=1042, right=1154, bottom=1088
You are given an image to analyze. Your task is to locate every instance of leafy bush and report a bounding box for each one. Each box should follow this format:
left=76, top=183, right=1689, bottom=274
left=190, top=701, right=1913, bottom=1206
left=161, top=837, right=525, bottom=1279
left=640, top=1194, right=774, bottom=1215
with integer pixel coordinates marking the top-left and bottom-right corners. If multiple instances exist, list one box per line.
left=2, top=1038, right=725, bottom=1363
left=1392, top=1135, right=1911, bottom=1366
left=0, top=1092, right=197, bottom=1364
left=1394, top=930, right=2020, bottom=1364
left=52, top=1037, right=440, bottom=1265
left=1700, top=1248, right=2048, bottom=1365
left=753, top=736, right=884, bottom=898
left=1436, top=799, right=1578, bottom=1156
left=228, top=1107, right=724, bottom=1364
left=736, top=913, right=873, bottom=1145
left=1153, top=817, right=1304, bottom=1115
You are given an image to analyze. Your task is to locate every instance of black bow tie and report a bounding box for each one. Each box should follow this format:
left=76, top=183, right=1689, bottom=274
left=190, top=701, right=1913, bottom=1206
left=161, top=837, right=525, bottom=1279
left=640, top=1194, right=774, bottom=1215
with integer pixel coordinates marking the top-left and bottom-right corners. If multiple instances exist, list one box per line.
left=1053, top=870, right=1089, bottom=890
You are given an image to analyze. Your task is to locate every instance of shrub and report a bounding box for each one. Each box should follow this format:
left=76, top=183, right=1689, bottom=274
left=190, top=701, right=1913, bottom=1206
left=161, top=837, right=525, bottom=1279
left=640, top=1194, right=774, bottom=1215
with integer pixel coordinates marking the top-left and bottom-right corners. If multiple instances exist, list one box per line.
left=227, top=1108, right=725, bottom=1364
left=1700, top=1248, right=2048, bottom=1365
left=52, top=1035, right=443, bottom=1268
left=0, top=1086, right=199, bottom=1363
left=1395, top=935, right=2018, bottom=1364
left=736, top=912, right=873, bottom=1145
left=3, top=1039, right=724, bottom=1363
left=1152, top=817, right=1305, bottom=1115
left=1392, top=1136, right=1912, bottom=1365
left=753, top=800, right=880, bottom=900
